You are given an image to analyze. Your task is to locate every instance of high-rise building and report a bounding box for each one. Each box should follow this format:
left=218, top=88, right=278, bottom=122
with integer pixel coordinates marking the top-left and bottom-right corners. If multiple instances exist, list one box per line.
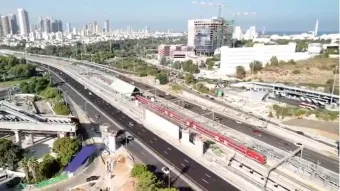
left=0, top=16, right=3, bottom=37
left=104, top=20, right=109, bottom=33
left=92, top=21, right=97, bottom=34
left=17, top=8, right=30, bottom=36
left=187, top=18, right=234, bottom=56
left=66, top=22, right=71, bottom=33
left=44, top=18, right=51, bottom=33
left=1, top=16, right=10, bottom=36
left=232, top=26, right=242, bottom=40
left=51, top=19, right=58, bottom=33
left=30, top=24, right=36, bottom=32
left=57, top=20, right=63, bottom=32
left=8, top=14, right=18, bottom=35
left=38, top=16, right=44, bottom=32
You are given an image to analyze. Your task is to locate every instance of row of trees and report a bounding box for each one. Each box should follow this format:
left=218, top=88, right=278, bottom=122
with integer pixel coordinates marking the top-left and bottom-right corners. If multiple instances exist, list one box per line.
left=0, top=139, right=23, bottom=170
left=21, top=137, right=81, bottom=184
left=131, top=164, right=178, bottom=191
left=0, top=55, right=36, bottom=81
left=10, top=37, right=186, bottom=62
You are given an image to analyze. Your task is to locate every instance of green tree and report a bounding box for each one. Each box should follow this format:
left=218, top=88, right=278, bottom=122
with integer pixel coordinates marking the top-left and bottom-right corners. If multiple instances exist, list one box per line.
left=155, top=73, right=168, bottom=85
left=160, top=56, right=167, bottom=66
left=0, top=138, right=23, bottom=170
left=207, top=62, right=214, bottom=70
left=249, top=61, right=263, bottom=74
left=39, top=154, right=61, bottom=179
left=53, top=102, right=70, bottom=115
left=28, top=157, right=39, bottom=183
left=184, top=73, right=195, bottom=84
left=131, top=164, right=148, bottom=178
left=20, top=157, right=30, bottom=182
left=42, top=87, right=60, bottom=99
left=236, top=66, right=246, bottom=79
left=53, top=137, right=81, bottom=166
left=270, top=56, right=279, bottom=66
left=136, top=171, right=159, bottom=191
left=172, top=61, right=181, bottom=70
left=157, top=188, right=179, bottom=191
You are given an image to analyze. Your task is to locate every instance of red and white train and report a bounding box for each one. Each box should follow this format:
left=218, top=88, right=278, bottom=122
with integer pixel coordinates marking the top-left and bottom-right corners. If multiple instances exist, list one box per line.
left=136, top=95, right=267, bottom=164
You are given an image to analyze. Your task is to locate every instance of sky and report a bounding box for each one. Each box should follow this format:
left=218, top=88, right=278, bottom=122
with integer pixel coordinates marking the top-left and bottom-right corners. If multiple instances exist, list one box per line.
left=0, top=0, right=338, bottom=32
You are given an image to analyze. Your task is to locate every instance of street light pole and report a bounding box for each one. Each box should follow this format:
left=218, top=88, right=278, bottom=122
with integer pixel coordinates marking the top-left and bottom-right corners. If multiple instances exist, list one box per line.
left=168, top=169, right=171, bottom=188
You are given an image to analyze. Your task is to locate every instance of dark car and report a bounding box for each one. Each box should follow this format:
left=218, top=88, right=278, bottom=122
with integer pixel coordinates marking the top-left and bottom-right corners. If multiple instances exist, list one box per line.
left=296, top=131, right=304, bottom=135
left=6, top=177, right=21, bottom=188
left=86, top=176, right=100, bottom=182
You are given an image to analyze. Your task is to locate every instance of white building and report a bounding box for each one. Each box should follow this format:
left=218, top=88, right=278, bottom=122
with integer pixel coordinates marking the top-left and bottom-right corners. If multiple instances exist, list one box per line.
left=308, top=43, right=322, bottom=54
left=56, top=31, right=63, bottom=41
left=233, top=26, right=242, bottom=40
left=72, top=27, right=77, bottom=35
left=219, top=43, right=312, bottom=75
left=243, top=26, right=257, bottom=40
left=17, top=8, right=30, bottom=36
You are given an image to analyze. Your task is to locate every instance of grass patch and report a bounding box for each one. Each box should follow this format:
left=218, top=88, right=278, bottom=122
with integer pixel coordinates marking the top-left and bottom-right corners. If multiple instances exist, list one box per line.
left=0, top=78, right=31, bottom=88
left=170, top=84, right=183, bottom=93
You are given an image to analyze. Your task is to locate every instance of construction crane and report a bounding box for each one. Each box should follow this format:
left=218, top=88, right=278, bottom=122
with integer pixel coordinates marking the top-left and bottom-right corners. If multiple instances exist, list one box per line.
left=228, top=12, right=256, bottom=25
left=192, top=1, right=228, bottom=18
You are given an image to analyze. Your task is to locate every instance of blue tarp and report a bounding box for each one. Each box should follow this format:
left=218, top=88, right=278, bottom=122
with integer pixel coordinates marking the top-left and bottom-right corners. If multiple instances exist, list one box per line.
left=63, top=145, right=96, bottom=173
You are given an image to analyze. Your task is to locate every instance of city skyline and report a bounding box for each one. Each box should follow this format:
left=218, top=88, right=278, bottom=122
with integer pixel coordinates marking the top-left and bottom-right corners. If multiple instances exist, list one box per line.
left=0, top=0, right=338, bottom=32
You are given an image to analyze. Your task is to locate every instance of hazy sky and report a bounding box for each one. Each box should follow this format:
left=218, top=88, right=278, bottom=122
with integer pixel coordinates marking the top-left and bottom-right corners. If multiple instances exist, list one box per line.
left=0, top=0, right=338, bottom=32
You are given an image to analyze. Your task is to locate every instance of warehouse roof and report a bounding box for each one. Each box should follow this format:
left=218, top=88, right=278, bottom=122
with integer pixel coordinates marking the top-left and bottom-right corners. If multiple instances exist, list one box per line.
left=110, top=78, right=139, bottom=97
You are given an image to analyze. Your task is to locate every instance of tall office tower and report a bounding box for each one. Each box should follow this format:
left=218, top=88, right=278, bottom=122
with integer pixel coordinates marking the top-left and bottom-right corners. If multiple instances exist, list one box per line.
left=44, top=18, right=51, bottom=33
left=1, top=16, right=11, bottom=36
left=57, top=20, right=63, bottom=32
left=104, top=20, right=109, bottom=33
left=187, top=18, right=234, bottom=56
left=51, top=19, right=58, bottom=33
left=38, top=16, right=44, bottom=32
left=30, top=24, right=36, bottom=32
left=17, top=8, right=30, bottom=36
left=8, top=14, right=18, bottom=35
left=66, top=22, right=71, bottom=33
left=0, top=16, right=3, bottom=37
left=92, top=21, right=97, bottom=34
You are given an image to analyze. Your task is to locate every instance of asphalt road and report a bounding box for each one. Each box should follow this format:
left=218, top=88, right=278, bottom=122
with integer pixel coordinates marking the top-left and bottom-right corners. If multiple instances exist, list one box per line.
left=37, top=63, right=240, bottom=191
left=86, top=65, right=339, bottom=173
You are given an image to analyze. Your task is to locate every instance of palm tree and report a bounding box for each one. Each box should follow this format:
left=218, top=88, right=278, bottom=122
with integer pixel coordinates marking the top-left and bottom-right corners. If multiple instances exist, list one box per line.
left=28, top=157, right=39, bottom=183
left=21, top=157, right=30, bottom=182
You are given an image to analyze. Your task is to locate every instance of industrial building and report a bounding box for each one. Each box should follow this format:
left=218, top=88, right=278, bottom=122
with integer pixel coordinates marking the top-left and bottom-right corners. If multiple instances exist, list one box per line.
left=158, top=44, right=195, bottom=59
left=219, top=43, right=312, bottom=75
left=187, top=17, right=234, bottom=56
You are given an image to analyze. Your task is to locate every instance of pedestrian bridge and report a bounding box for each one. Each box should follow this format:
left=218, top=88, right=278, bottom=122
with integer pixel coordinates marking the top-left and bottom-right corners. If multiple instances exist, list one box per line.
left=0, top=101, right=77, bottom=133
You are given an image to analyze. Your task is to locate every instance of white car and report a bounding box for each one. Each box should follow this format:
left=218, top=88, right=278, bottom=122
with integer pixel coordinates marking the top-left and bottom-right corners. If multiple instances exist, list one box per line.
left=294, top=142, right=303, bottom=147
left=201, top=107, right=206, bottom=110
left=161, top=167, right=170, bottom=174
left=89, top=92, right=92, bottom=95
left=129, top=122, right=134, bottom=126
left=102, top=150, right=109, bottom=155
left=236, top=121, right=242, bottom=124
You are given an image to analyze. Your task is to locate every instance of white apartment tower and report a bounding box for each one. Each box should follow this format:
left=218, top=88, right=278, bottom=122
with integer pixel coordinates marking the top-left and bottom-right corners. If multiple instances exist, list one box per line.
left=17, top=8, right=30, bottom=36
left=232, top=26, right=243, bottom=40
left=66, top=23, right=71, bottom=33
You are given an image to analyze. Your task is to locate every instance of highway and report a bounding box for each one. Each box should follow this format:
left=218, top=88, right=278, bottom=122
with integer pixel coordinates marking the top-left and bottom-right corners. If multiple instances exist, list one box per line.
left=37, top=63, right=241, bottom=191
left=85, top=64, right=339, bottom=173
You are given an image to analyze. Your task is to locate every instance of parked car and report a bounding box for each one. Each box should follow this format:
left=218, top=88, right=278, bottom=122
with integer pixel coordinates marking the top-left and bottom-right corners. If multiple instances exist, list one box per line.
left=6, top=177, right=21, bottom=188
left=86, top=176, right=100, bottom=182
left=129, top=122, right=134, bottom=127
left=296, top=131, right=304, bottom=135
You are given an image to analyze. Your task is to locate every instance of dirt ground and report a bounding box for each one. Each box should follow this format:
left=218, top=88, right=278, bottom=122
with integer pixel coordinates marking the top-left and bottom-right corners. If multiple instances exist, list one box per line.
left=283, top=118, right=339, bottom=140
left=249, top=57, right=338, bottom=86
left=118, top=178, right=138, bottom=191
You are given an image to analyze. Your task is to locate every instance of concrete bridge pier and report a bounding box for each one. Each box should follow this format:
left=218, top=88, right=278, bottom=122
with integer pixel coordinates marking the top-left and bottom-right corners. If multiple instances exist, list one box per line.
left=13, top=130, right=21, bottom=145
left=25, top=134, right=34, bottom=145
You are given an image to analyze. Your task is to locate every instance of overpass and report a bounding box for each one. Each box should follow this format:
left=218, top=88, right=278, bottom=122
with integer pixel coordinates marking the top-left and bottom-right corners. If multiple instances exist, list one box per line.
left=0, top=100, right=78, bottom=144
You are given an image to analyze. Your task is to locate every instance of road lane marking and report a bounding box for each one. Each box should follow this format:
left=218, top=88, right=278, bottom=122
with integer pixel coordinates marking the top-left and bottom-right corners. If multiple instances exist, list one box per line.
left=167, top=148, right=171, bottom=151
left=141, top=129, right=145, bottom=132
left=184, top=159, right=189, bottom=163
left=202, top=179, right=209, bottom=184
left=138, top=132, right=142, bottom=135
left=141, top=152, right=146, bottom=156
left=154, top=138, right=157, bottom=140
left=149, top=140, right=153, bottom=143
left=205, top=174, right=211, bottom=178
left=181, top=163, right=185, bottom=167
left=164, top=151, right=168, bottom=154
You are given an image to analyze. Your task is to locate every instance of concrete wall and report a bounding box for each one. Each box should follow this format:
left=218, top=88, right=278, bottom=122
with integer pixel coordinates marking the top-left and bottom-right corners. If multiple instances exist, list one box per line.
left=219, top=44, right=312, bottom=75
left=144, top=109, right=179, bottom=140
